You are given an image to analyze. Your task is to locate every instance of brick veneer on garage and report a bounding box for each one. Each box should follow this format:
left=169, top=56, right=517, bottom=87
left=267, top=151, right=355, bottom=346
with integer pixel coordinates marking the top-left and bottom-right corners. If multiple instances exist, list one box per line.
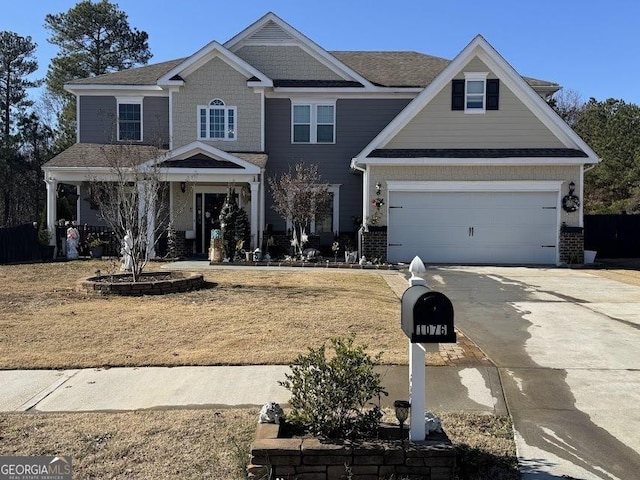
left=362, top=228, right=388, bottom=260
left=248, top=423, right=455, bottom=480
left=559, top=226, right=584, bottom=264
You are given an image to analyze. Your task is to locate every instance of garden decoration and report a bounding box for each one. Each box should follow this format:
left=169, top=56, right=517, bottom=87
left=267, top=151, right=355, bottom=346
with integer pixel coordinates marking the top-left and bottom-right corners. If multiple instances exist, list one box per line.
left=66, top=223, right=80, bottom=259
left=121, top=230, right=133, bottom=270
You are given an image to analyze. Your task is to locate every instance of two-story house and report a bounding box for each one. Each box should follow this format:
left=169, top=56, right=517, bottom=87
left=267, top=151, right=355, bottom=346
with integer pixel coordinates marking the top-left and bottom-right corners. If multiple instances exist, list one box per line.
left=43, top=12, right=599, bottom=265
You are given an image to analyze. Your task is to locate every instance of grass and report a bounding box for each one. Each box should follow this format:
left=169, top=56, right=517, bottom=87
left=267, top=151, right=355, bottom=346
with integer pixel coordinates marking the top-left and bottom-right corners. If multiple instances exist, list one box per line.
left=0, top=260, right=408, bottom=369
left=0, top=409, right=257, bottom=480
left=0, top=409, right=518, bottom=480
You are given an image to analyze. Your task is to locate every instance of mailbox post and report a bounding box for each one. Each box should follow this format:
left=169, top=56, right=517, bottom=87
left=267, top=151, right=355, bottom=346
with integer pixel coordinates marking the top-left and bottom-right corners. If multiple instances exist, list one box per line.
left=401, top=257, right=456, bottom=441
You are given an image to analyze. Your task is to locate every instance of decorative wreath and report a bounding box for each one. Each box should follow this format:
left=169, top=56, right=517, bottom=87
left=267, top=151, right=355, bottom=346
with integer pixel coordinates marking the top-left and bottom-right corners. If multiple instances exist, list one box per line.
left=562, top=194, right=580, bottom=212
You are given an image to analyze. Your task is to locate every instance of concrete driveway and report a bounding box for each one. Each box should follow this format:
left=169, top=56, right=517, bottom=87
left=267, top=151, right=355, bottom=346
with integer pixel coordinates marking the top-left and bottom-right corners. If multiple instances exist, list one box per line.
left=425, top=266, right=640, bottom=480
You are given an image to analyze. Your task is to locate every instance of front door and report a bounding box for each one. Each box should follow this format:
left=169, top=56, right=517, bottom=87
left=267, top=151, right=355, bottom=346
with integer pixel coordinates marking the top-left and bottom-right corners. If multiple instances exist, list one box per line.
left=195, top=193, right=226, bottom=254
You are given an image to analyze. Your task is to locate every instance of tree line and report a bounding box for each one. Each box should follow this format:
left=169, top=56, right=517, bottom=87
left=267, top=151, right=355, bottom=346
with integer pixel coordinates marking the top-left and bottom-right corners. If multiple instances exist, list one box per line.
left=0, top=0, right=151, bottom=228
left=1, top=0, right=638, bottom=230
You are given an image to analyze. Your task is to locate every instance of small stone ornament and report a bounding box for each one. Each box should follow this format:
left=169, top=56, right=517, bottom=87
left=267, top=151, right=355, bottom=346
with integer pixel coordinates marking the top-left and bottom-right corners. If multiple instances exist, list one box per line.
left=259, top=402, right=284, bottom=424
left=424, top=411, right=443, bottom=434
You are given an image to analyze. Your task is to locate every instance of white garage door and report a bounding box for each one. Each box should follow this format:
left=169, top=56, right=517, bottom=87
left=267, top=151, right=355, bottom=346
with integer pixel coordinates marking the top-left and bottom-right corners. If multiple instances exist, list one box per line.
left=387, top=190, right=558, bottom=264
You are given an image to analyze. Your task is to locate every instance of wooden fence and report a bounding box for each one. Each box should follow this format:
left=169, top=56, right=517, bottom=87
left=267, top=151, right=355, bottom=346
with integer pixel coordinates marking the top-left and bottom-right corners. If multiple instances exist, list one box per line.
left=584, top=214, right=640, bottom=258
left=0, top=224, right=42, bottom=264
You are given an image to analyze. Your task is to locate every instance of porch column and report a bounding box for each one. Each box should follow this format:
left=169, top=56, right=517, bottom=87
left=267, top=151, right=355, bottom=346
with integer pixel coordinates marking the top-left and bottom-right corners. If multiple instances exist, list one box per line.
left=250, top=181, right=260, bottom=249
left=45, top=177, right=57, bottom=247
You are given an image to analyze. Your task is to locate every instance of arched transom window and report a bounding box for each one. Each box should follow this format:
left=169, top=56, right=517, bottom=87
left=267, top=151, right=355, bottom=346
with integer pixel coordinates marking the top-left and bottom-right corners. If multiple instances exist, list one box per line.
left=198, top=98, right=236, bottom=141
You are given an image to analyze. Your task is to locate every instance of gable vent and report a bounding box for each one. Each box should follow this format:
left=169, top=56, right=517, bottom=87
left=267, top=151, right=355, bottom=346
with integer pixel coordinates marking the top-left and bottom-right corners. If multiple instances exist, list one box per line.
left=246, top=21, right=295, bottom=44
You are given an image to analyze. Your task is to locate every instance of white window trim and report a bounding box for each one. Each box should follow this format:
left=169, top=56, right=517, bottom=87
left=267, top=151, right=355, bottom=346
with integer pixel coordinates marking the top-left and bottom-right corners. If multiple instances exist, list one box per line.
left=310, top=184, right=341, bottom=234
left=291, top=101, right=336, bottom=144
left=285, top=184, right=341, bottom=235
left=463, top=72, right=488, bottom=114
left=116, top=96, right=143, bottom=142
left=197, top=99, right=238, bottom=142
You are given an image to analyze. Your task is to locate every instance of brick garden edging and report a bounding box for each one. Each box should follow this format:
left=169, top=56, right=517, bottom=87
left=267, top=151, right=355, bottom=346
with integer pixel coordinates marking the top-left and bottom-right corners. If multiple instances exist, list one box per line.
left=248, top=423, right=455, bottom=480
left=77, top=271, right=205, bottom=296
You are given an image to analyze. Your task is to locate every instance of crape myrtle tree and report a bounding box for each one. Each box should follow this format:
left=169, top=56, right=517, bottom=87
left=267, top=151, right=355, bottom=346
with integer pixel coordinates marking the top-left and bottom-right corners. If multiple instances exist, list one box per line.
left=269, top=163, right=331, bottom=257
left=44, top=0, right=152, bottom=150
left=90, top=143, right=170, bottom=282
left=0, top=31, right=42, bottom=226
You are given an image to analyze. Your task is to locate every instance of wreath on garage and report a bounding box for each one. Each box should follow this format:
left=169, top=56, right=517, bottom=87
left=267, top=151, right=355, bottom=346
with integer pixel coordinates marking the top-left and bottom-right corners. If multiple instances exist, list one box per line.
left=562, top=193, right=580, bottom=212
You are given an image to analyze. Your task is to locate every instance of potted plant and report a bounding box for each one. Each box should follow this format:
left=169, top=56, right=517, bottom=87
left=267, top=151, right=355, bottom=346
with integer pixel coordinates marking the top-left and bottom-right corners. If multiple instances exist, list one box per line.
left=87, top=233, right=109, bottom=259
left=37, top=222, right=55, bottom=261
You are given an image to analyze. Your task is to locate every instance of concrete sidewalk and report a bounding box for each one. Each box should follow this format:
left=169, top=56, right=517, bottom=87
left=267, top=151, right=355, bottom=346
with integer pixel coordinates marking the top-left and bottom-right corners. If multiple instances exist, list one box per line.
left=0, top=364, right=506, bottom=415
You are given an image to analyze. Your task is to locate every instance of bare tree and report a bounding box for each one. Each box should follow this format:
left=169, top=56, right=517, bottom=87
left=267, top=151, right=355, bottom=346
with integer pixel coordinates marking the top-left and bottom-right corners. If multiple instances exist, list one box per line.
left=269, top=163, right=331, bottom=256
left=90, top=143, right=170, bottom=281
left=548, top=88, right=584, bottom=128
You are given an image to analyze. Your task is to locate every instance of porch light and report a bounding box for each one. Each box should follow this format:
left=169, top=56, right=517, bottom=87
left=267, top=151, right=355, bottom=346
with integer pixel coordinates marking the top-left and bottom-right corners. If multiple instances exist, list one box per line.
left=568, top=181, right=575, bottom=195
left=393, top=400, right=411, bottom=439
left=180, top=182, right=186, bottom=193
left=375, top=182, right=382, bottom=196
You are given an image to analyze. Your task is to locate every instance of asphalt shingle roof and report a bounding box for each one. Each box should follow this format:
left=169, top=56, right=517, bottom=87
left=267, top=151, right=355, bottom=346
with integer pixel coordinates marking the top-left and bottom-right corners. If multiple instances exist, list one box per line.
left=369, top=148, right=588, bottom=158
left=65, top=51, right=558, bottom=90
left=66, top=58, right=186, bottom=86
left=44, top=143, right=268, bottom=169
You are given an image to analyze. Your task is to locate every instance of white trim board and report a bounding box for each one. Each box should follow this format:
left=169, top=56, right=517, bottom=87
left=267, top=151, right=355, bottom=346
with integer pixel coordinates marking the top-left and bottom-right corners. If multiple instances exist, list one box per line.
left=386, top=180, right=563, bottom=192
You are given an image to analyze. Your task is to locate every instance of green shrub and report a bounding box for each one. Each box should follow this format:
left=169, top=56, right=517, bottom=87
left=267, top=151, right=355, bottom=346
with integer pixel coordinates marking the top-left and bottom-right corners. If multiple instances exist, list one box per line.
left=279, top=335, right=387, bottom=440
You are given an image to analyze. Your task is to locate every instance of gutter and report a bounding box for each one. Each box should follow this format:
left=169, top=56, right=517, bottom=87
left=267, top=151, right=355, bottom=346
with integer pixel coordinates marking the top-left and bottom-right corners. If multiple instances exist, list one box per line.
left=350, top=158, right=365, bottom=173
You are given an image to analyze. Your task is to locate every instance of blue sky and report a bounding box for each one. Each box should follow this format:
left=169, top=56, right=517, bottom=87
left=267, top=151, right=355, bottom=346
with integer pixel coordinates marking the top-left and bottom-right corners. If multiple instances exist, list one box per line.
left=2, top=0, right=639, bottom=104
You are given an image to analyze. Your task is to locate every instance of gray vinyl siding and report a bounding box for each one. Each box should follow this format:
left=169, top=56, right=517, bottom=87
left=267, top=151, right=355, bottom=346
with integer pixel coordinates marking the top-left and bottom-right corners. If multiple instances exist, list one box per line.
left=79, top=96, right=116, bottom=143
left=143, top=97, right=169, bottom=147
left=265, top=98, right=410, bottom=232
left=78, top=96, right=169, bottom=147
left=78, top=183, right=107, bottom=226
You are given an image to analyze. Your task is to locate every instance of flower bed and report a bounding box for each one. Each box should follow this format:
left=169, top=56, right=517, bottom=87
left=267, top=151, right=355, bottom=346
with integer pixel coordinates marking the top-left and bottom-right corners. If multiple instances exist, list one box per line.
left=77, top=271, right=205, bottom=296
left=248, top=422, right=455, bottom=480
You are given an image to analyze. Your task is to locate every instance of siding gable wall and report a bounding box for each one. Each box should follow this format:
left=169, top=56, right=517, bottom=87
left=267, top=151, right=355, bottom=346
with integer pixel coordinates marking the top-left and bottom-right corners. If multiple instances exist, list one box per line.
left=78, top=96, right=169, bottom=146
left=385, top=57, right=564, bottom=149
left=235, top=45, right=344, bottom=80
left=172, top=56, right=261, bottom=150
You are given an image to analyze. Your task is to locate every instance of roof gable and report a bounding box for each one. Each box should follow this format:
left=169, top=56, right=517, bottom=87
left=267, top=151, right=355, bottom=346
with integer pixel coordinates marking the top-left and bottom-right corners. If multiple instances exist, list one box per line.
left=224, top=12, right=374, bottom=88
left=354, top=35, right=599, bottom=164
left=150, top=142, right=263, bottom=173
left=157, top=41, right=272, bottom=87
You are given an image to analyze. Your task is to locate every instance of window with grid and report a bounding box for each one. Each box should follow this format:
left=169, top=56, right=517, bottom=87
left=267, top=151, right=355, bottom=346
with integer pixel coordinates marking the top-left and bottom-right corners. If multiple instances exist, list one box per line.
left=198, top=99, right=236, bottom=141
left=292, top=103, right=335, bottom=143
left=118, top=103, right=142, bottom=141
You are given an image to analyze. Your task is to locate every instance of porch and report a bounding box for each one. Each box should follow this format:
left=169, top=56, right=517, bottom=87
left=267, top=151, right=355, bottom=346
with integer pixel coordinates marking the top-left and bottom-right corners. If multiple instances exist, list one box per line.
left=42, top=142, right=267, bottom=258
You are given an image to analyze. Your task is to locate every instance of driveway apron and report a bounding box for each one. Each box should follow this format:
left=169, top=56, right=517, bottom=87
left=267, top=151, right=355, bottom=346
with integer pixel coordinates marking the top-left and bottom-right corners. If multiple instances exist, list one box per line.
left=426, top=266, right=640, bottom=480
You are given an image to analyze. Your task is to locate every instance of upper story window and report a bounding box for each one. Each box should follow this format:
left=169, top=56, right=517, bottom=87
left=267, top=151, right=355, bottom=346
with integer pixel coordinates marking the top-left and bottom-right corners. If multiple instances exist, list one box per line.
left=198, top=98, right=236, bottom=141
left=292, top=102, right=335, bottom=144
left=117, top=98, right=142, bottom=141
left=451, top=74, right=499, bottom=113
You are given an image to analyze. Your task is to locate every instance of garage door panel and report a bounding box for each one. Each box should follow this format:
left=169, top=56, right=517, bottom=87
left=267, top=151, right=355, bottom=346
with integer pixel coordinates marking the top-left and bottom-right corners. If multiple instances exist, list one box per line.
left=388, top=190, right=558, bottom=264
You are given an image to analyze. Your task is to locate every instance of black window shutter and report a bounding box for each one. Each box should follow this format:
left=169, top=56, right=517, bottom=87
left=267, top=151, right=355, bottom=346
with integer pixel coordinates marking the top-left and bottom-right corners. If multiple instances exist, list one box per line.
left=486, top=79, right=499, bottom=110
left=451, top=79, right=465, bottom=110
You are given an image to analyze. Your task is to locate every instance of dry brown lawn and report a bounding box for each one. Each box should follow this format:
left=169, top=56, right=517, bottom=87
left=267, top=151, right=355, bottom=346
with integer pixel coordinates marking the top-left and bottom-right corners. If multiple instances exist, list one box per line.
left=586, top=267, right=640, bottom=286
left=0, top=261, right=408, bottom=369
left=0, top=409, right=517, bottom=480
left=0, top=409, right=256, bottom=480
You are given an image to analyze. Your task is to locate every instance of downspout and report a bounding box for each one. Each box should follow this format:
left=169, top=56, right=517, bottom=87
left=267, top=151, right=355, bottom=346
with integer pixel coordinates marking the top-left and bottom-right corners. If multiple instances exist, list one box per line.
left=260, top=167, right=266, bottom=250
left=350, top=158, right=366, bottom=259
